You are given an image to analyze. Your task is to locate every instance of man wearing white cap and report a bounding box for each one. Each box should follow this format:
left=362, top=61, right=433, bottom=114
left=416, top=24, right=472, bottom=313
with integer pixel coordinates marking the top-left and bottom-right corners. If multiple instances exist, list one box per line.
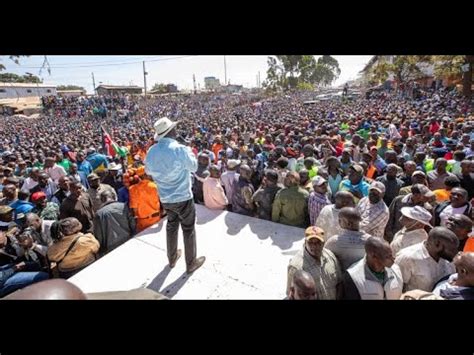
left=390, top=206, right=432, bottom=256
left=356, top=181, right=389, bottom=239
left=145, top=117, right=205, bottom=274
left=308, top=176, right=331, bottom=226
left=220, top=159, right=240, bottom=211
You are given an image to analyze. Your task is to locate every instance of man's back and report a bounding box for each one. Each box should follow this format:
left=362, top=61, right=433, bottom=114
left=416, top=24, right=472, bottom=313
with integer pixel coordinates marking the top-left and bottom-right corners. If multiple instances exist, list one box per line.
left=94, top=201, right=135, bottom=254
left=272, top=186, right=309, bottom=227
left=324, top=229, right=371, bottom=271
left=145, top=138, right=197, bottom=204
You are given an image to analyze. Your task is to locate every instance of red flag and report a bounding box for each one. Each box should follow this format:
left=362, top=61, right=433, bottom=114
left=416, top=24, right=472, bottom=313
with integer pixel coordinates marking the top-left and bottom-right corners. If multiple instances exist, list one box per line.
left=101, top=126, right=116, bottom=157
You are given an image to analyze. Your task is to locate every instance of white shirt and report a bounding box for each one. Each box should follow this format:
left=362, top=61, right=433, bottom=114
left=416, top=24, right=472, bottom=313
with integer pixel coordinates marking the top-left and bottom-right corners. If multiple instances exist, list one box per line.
left=439, top=205, right=468, bottom=227
left=21, top=177, right=39, bottom=193
left=395, top=242, right=455, bottom=292
left=45, top=164, right=67, bottom=183
left=390, top=228, right=429, bottom=256
left=315, top=205, right=342, bottom=241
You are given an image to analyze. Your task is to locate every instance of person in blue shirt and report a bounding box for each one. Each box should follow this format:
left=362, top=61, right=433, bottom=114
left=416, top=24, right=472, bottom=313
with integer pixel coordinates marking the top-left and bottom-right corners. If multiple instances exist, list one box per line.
left=339, top=164, right=370, bottom=203
left=9, top=191, right=35, bottom=224
left=85, top=148, right=108, bottom=172
left=76, top=151, right=93, bottom=176
left=145, top=117, right=205, bottom=274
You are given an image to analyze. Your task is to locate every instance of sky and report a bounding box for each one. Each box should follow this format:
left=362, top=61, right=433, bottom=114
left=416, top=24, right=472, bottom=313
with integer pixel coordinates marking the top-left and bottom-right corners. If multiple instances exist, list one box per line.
left=0, top=55, right=373, bottom=94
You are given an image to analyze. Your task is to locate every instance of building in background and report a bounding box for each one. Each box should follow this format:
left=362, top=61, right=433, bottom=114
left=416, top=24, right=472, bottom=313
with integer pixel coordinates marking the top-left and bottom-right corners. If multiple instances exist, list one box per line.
left=0, top=82, right=56, bottom=99
left=204, top=77, right=220, bottom=91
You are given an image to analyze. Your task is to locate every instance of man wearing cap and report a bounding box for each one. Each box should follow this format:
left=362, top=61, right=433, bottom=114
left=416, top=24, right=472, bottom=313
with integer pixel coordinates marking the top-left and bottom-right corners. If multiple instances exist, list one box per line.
left=398, top=170, right=428, bottom=195
left=375, top=163, right=404, bottom=207
left=252, top=169, right=281, bottom=221
left=31, top=191, right=60, bottom=221
left=390, top=206, right=432, bottom=256
left=145, top=117, right=205, bottom=274
left=287, top=226, right=342, bottom=300
left=308, top=176, right=331, bottom=226
left=102, top=163, right=124, bottom=192
left=0, top=205, right=15, bottom=232
left=356, top=181, right=389, bottom=239
left=87, top=173, right=117, bottom=213
left=220, top=159, right=240, bottom=212
left=342, top=237, right=402, bottom=300
left=339, top=164, right=370, bottom=204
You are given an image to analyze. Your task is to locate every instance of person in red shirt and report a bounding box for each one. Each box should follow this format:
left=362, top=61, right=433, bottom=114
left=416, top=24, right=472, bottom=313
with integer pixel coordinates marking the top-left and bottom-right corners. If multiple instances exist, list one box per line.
left=429, top=118, right=440, bottom=135
left=211, top=136, right=223, bottom=164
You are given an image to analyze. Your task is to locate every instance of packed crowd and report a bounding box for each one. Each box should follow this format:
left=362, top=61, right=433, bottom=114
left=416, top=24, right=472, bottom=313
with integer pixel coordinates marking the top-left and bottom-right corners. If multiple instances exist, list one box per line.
left=1, top=85, right=474, bottom=299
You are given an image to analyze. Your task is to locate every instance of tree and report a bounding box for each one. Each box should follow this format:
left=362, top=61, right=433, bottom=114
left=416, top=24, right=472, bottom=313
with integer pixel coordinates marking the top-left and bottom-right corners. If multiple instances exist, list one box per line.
left=151, top=83, right=169, bottom=93
left=263, top=55, right=340, bottom=92
left=367, top=56, right=425, bottom=89
left=0, top=72, right=42, bottom=83
left=430, top=55, right=473, bottom=98
left=57, top=85, right=85, bottom=91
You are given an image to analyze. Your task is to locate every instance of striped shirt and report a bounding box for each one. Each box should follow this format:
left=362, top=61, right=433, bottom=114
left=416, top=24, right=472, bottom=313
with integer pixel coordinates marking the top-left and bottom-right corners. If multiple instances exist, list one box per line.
left=308, top=191, right=331, bottom=226
left=356, top=197, right=389, bottom=239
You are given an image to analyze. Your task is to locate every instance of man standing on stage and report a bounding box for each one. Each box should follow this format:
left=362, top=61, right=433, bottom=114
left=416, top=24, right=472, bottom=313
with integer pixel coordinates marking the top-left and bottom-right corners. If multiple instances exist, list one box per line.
left=145, top=117, right=206, bottom=274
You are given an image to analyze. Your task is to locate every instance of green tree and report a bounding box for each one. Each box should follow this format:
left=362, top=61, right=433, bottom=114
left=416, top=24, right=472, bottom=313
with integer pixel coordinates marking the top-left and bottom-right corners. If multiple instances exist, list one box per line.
left=0, top=72, right=42, bottom=83
left=367, top=56, right=424, bottom=88
left=151, top=83, right=169, bottom=93
left=57, top=85, right=85, bottom=91
left=429, top=55, right=473, bottom=97
left=263, top=55, right=340, bottom=91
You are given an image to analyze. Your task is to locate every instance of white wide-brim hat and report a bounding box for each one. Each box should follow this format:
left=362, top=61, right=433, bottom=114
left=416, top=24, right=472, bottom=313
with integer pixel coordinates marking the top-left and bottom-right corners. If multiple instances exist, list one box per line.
left=154, top=117, right=177, bottom=141
left=401, top=206, right=432, bottom=227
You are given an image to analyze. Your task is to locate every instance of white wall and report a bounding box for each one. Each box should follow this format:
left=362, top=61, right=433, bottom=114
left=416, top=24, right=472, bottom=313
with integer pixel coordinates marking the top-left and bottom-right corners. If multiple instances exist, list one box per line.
left=0, top=86, right=56, bottom=99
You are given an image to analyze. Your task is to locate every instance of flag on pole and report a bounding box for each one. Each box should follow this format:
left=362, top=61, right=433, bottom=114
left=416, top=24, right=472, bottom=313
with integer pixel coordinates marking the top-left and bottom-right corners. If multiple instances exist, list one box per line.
left=101, top=126, right=127, bottom=158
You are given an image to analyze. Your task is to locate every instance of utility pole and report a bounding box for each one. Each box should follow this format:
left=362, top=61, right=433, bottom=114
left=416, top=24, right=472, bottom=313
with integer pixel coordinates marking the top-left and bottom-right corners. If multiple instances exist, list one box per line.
left=224, top=55, right=227, bottom=85
left=258, top=71, right=261, bottom=88
left=92, top=72, right=97, bottom=95
left=193, top=74, right=197, bottom=94
left=143, top=61, right=148, bottom=100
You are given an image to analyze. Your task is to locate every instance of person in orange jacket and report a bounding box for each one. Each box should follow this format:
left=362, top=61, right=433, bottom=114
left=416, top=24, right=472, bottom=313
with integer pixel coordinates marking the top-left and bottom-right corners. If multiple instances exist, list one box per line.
left=128, top=166, right=161, bottom=233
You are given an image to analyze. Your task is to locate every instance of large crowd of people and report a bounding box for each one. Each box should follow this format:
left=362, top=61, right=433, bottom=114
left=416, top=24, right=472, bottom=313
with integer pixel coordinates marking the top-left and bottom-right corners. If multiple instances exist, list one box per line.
left=1, top=84, right=474, bottom=299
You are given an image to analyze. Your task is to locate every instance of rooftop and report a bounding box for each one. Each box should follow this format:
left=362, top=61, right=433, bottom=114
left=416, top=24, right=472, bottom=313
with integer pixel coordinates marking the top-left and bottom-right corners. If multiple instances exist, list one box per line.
left=0, top=82, right=56, bottom=88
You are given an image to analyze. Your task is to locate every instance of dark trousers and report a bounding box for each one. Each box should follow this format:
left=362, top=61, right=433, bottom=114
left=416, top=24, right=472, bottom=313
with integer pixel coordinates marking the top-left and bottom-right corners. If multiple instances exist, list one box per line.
left=162, top=199, right=197, bottom=267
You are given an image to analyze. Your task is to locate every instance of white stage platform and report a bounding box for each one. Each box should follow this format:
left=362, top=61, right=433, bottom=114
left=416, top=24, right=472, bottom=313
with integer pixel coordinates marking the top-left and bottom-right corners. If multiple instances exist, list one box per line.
left=69, top=205, right=305, bottom=299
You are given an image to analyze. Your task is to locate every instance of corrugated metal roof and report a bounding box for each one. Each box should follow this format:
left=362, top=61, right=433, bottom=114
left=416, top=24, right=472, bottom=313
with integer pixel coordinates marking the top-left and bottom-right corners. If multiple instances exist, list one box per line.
left=0, top=82, right=56, bottom=88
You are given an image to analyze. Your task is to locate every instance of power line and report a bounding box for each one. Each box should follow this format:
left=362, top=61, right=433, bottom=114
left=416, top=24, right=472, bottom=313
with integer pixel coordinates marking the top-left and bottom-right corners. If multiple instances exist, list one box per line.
left=16, top=55, right=197, bottom=69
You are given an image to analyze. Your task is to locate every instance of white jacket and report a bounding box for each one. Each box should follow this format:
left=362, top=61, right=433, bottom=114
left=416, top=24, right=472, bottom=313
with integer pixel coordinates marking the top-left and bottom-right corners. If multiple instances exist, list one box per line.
left=347, top=258, right=403, bottom=300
